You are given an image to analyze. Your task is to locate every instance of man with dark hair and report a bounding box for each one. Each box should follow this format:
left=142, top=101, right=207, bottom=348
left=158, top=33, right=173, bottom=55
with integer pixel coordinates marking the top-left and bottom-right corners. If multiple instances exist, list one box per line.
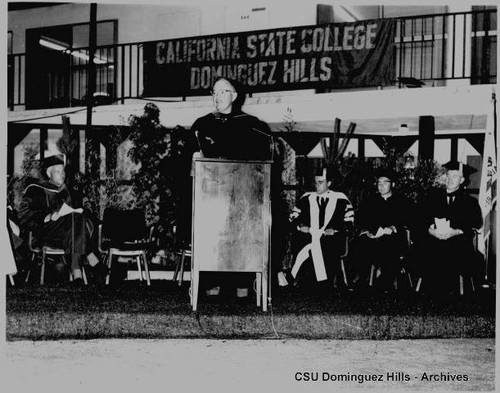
left=279, top=166, right=354, bottom=294
left=189, top=77, right=274, bottom=298
left=18, top=152, right=104, bottom=285
left=354, top=168, right=413, bottom=291
left=417, top=160, right=482, bottom=294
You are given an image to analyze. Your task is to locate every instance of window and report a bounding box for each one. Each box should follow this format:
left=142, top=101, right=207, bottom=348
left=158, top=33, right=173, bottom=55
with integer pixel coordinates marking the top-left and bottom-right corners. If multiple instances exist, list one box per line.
left=25, top=20, right=117, bottom=109
left=471, top=6, right=497, bottom=84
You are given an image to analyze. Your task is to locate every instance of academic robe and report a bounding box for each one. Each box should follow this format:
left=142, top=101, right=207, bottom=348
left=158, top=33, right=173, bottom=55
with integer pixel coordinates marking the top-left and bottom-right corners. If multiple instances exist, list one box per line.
left=191, top=110, right=272, bottom=160
left=291, top=190, right=354, bottom=286
left=17, top=180, right=93, bottom=271
left=189, top=110, right=274, bottom=292
left=417, top=188, right=482, bottom=292
left=355, top=193, right=414, bottom=288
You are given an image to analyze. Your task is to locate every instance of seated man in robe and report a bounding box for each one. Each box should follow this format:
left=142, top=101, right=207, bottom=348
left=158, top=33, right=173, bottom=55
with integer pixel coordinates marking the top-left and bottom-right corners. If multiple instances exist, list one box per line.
left=416, top=160, right=482, bottom=295
left=279, top=167, right=354, bottom=294
left=18, top=152, right=104, bottom=285
left=354, top=168, right=414, bottom=291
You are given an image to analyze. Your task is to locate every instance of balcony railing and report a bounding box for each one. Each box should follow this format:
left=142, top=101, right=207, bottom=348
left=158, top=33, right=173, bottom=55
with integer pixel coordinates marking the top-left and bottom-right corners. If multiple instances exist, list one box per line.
left=8, top=9, right=497, bottom=110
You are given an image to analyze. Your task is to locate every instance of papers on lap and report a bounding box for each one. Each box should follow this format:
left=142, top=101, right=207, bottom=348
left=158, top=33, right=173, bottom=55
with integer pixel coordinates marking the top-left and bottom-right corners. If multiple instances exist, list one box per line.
left=59, top=203, right=83, bottom=217
left=434, top=217, right=451, bottom=233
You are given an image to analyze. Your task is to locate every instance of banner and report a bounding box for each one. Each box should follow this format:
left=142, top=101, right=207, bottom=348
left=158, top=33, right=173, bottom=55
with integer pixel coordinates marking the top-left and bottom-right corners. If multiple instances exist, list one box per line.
left=477, top=91, right=497, bottom=256
left=143, top=19, right=395, bottom=97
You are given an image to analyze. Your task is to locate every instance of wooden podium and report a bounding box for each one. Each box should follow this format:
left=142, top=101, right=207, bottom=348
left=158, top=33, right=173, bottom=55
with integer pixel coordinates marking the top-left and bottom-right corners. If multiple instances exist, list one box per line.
left=190, top=158, right=272, bottom=311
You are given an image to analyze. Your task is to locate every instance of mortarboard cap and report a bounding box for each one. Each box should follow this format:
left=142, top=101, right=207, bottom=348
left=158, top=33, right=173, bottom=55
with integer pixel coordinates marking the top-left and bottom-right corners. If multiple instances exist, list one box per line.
left=375, top=167, right=398, bottom=182
left=442, top=160, right=476, bottom=177
left=40, top=151, right=66, bottom=170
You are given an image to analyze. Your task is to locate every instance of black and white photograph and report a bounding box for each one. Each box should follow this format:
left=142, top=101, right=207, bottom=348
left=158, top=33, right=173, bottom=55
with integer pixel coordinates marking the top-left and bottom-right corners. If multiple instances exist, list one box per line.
left=3, top=1, right=497, bottom=391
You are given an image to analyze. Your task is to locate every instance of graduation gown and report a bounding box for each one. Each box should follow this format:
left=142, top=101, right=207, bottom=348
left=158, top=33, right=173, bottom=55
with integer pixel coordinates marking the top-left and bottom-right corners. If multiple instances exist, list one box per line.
left=291, top=190, right=354, bottom=283
left=357, top=193, right=413, bottom=259
left=17, top=180, right=93, bottom=270
left=189, top=110, right=274, bottom=291
left=418, top=188, right=482, bottom=290
left=355, top=192, right=414, bottom=288
left=191, top=110, right=272, bottom=160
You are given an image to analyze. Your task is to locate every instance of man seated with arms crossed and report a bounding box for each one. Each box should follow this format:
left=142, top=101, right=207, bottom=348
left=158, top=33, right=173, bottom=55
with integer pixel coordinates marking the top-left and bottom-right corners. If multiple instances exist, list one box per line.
left=279, top=167, right=354, bottom=295
left=18, top=152, right=105, bottom=286
left=354, top=168, right=414, bottom=292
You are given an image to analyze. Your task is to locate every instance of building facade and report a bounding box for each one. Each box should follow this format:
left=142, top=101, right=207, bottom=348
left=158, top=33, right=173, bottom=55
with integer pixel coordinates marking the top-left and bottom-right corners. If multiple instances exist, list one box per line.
left=7, top=2, right=497, bottom=182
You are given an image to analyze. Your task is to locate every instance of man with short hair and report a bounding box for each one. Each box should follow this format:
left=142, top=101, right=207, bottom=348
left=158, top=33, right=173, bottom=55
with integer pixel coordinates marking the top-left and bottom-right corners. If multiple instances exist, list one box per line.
left=18, top=152, right=103, bottom=285
left=189, top=77, right=274, bottom=298
left=417, top=160, right=482, bottom=294
left=355, top=168, right=413, bottom=291
left=192, top=76, right=272, bottom=161
left=280, top=167, right=354, bottom=294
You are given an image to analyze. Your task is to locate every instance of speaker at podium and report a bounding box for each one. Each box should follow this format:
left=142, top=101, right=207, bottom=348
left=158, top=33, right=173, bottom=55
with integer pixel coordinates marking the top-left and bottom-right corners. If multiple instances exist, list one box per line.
left=190, top=157, right=272, bottom=311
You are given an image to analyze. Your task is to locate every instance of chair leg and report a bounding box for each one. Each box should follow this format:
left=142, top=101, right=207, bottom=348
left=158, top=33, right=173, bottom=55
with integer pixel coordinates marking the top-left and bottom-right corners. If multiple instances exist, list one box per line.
left=40, top=249, right=47, bottom=285
left=136, top=255, right=143, bottom=282
left=178, top=251, right=186, bottom=286
left=82, top=265, right=88, bottom=285
left=256, top=273, right=261, bottom=307
left=459, top=275, right=464, bottom=296
left=25, top=254, right=36, bottom=283
left=173, top=253, right=181, bottom=282
left=369, top=264, right=375, bottom=287
left=470, top=276, right=475, bottom=292
left=105, top=250, right=113, bottom=285
left=340, top=259, right=349, bottom=286
left=415, top=277, right=422, bottom=292
left=9, top=274, right=15, bottom=286
left=406, top=271, right=413, bottom=288
left=142, top=251, right=151, bottom=286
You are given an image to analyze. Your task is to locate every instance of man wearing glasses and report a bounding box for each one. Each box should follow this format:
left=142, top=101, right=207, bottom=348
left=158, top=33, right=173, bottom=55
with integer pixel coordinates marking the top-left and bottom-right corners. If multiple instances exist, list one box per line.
left=189, top=76, right=274, bottom=299
left=191, top=76, right=272, bottom=160
left=354, top=168, right=414, bottom=292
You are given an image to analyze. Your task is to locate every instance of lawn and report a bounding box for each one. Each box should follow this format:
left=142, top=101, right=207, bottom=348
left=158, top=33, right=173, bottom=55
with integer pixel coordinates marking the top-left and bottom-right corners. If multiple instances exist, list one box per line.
left=6, top=278, right=496, bottom=341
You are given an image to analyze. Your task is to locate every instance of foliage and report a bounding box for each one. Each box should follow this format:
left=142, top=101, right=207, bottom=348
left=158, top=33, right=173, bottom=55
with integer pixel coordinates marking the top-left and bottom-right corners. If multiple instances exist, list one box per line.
left=126, top=103, right=171, bottom=239
left=66, top=127, right=132, bottom=219
left=302, top=150, right=445, bottom=212
left=7, top=143, right=41, bottom=211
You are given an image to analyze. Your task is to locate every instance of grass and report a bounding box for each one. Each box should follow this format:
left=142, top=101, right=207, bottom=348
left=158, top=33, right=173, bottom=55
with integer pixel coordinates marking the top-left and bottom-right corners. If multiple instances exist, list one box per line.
left=6, top=278, right=496, bottom=341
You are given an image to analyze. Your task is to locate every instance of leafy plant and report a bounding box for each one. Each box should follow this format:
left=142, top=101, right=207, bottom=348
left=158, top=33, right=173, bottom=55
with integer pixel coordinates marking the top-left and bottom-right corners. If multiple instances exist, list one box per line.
left=7, top=142, right=41, bottom=211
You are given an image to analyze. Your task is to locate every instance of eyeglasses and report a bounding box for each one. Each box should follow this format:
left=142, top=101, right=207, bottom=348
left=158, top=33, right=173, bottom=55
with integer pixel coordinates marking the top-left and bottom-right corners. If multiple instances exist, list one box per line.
left=210, top=89, right=235, bottom=97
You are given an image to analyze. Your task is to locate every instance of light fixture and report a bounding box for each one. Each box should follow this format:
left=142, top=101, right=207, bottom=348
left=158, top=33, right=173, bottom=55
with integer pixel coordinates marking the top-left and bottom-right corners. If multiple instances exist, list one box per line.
left=39, top=36, right=107, bottom=64
left=39, top=37, right=68, bottom=51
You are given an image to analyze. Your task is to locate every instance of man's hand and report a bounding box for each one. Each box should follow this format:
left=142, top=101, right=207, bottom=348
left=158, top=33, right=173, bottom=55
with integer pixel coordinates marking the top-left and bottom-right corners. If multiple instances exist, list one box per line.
left=50, top=211, right=60, bottom=222
left=298, top=225, right=310, bottom=234
left=324, top=228, right=336, bottom=236
left=383, top=226, right=397, bottom=235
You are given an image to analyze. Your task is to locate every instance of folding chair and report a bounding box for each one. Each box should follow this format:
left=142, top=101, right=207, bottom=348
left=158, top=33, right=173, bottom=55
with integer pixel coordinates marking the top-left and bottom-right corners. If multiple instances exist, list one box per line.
left=99, top=208, right=155, bottom=286
left=172, top=226, right=191, bottom=286
left=26, top=231, right=88, bottom=285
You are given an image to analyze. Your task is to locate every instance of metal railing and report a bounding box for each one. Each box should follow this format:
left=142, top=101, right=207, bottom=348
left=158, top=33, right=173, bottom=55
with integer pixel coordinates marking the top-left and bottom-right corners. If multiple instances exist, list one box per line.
left=8, top=9, right=497, bottom=110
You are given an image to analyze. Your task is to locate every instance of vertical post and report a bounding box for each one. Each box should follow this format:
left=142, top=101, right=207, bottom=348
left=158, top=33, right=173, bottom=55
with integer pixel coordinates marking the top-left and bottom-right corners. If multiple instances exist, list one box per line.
left=418, top=116, right=435, bottom=161
left=450, top=137, right=458, bottom=161
left=86, top=3, right=99, bottom=179
left=358, top=137, right=365, bottom=160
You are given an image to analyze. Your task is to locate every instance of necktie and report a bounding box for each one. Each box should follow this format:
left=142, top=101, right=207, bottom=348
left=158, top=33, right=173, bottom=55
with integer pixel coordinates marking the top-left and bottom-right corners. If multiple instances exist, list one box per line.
left=317, top=196, right=328, bottom=227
